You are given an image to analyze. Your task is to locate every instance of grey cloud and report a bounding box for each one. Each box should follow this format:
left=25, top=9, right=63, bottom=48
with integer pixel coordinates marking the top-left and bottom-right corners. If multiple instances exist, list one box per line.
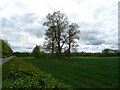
left=79, top=23, right=105, bottom=46
left=81, top=33, right=105, bottom=45
left=12, top=45, right=33, bottom=50
left=0, top=13, right=45, bottom=52
left=87, top=39, right=105, bottom=45
left=0, top=7, right=4, bottom=11
left=0, top=17, right=14, bottom=28
left=1, top=13, right=44, bottom=38
left=14, top=1, right=28, bottom=10
left=11, top=13, right=38, bottom=25
left=78, top=15, right=117, bottom=49
left=78, top=45, right=102, bottom=53
left=23, top=26, right=45, bottom=38
left=0, top=0, right=28, bottom=11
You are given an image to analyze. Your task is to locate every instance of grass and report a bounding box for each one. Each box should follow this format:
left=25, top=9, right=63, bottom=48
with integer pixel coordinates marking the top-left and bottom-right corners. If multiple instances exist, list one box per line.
left=22, top=56, right=118, bottom=88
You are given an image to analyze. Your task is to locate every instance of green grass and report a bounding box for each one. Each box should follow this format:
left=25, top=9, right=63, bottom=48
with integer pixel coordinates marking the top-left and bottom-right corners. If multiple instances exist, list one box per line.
left=22, top=56, right=118, bottom=88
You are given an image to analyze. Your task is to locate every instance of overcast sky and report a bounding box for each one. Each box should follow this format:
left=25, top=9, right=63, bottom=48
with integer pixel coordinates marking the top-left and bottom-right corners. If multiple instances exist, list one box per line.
left=0, top=0, right=119, bottom=52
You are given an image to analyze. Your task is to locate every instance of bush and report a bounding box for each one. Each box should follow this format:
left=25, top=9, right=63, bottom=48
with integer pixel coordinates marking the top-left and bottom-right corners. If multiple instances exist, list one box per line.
left=2, top=57, right=72, bottom=88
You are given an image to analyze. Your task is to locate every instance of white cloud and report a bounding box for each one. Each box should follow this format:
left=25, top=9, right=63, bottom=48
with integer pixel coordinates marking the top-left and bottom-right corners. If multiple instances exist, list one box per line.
left=0, top=0, right=119, bottom=52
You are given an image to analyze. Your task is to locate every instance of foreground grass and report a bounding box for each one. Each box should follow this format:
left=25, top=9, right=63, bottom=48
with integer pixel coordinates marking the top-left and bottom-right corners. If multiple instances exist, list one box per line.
left=2, top=57, right=71, bottom=88
left=22, top=56, right=118, bottom=88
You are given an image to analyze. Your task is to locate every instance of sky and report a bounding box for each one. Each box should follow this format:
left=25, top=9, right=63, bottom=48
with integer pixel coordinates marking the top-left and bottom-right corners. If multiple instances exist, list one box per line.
left=0, top=0, right=119, bottom=53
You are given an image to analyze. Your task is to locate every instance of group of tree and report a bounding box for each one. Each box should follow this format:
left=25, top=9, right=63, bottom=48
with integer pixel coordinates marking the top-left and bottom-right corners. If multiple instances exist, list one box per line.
left=42, top=11, right=80, bottom=58
left=0, top=39, right=13, bottom=57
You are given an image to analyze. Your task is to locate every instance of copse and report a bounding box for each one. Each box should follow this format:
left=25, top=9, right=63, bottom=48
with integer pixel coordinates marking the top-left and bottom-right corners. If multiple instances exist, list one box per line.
left=0, top=39, right=13, bottom=57
left=43, top=11, right=80, bottom=58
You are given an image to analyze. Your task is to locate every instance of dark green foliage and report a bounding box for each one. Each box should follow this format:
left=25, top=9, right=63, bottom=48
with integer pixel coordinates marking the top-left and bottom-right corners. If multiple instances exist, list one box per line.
left=31, top=45, right=40, bottom=58
left=22, top=57, right=118, bottom=88
left=2, top=57, right=72, bottom=88
left=0, top=39, right=13, bottom=57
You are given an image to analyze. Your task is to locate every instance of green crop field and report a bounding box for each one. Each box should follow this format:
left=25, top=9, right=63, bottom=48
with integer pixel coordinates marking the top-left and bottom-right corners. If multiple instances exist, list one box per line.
left=22, top=56, right=118, bottom=88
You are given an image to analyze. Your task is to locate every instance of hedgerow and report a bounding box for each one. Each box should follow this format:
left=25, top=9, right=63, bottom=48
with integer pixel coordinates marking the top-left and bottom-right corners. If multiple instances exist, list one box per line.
left=2, top=57, right=72, bottom=88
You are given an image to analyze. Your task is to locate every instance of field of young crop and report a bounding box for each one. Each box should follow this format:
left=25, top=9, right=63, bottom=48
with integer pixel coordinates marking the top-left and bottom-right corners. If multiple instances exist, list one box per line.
left=22, top=56, right=118, bottom=88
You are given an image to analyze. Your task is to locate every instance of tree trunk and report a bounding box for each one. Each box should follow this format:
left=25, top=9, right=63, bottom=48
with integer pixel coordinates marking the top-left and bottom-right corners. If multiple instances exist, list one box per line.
left=58, top=42, right=61, bottom=58
left=52, top=42, right=54, bottom=54
left=68, top=43, right=71, bottom=58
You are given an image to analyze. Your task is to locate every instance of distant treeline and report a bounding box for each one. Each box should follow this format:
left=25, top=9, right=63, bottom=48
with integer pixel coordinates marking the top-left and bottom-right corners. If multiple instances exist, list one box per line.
left=12, top=50, right=119, bottom=58
left=69, top=49, right=119, bottom=57
left=70, top=52, right=119, bottom=57
left=12, top=52, right=31, bottom=57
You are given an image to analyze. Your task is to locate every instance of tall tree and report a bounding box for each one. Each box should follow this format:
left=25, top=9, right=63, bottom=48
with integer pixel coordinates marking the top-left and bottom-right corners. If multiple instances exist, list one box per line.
left=66, top=23, right=80, bottom=58
left=43, top=26, right=56, bottom=53
left=43, top=11, right=68, bottom=57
